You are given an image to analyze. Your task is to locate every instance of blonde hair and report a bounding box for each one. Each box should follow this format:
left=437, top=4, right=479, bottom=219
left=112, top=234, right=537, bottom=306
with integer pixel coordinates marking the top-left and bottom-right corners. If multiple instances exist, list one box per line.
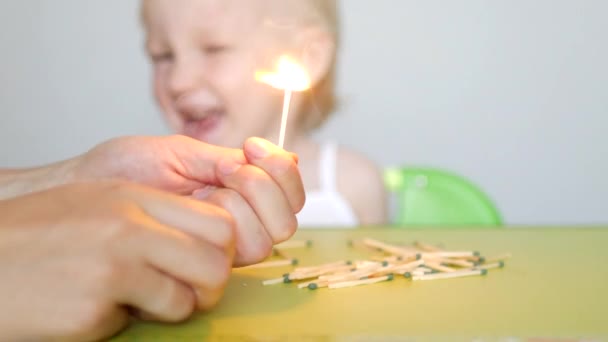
left=301, top=0, right=340, bottom=131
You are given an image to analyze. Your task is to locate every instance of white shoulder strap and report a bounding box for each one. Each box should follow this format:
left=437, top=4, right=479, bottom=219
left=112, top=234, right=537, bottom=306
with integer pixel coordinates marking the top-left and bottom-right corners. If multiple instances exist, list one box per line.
left=319, top=142, right=337, bottom=191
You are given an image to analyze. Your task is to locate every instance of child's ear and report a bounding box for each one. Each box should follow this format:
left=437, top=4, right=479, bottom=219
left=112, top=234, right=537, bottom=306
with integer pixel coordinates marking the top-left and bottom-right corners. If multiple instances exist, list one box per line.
left=296, top=27, right=336, bottom=86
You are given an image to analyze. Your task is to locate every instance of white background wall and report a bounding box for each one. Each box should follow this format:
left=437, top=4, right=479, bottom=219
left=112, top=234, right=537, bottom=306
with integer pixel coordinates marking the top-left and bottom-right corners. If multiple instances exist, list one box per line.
left=1, top=0, right=606, bottom=225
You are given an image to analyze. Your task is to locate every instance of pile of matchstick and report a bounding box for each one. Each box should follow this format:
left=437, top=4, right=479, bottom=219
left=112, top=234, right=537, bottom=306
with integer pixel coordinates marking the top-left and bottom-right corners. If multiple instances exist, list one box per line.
left=255, top=238, right=510, bottom=290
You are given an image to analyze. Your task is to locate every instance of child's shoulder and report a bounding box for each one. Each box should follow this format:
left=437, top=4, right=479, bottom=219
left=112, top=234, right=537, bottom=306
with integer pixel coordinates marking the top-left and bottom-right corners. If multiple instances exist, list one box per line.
left=333, top=145, right=387, bottom=225
left=334, top=146, right=382, bottom=182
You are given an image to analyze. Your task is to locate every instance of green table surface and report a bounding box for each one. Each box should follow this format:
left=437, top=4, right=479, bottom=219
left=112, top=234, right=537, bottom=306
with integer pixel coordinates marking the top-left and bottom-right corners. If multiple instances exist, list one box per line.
left=113, top=227, right=608, bottom=341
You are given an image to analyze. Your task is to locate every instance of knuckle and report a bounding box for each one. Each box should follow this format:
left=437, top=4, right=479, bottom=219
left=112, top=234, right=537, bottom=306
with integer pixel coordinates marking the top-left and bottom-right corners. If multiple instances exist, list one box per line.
left=158, top=281, right=195, bottom=322
left=238, top=166, right=265, bottom=193
left=207, top=251, right=232, bottom=289
left=212, top=207, right=237, bottom=248
left=210, top=189, right=242, bottom=211
left=272, top=215, right=299, bottom=244
left=242, top=233, right=273, bottom=265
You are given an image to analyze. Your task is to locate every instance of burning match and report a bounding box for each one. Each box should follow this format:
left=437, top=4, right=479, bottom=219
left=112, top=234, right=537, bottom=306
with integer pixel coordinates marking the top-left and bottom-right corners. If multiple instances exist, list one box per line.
left=255, top=55, right=311, bottom=148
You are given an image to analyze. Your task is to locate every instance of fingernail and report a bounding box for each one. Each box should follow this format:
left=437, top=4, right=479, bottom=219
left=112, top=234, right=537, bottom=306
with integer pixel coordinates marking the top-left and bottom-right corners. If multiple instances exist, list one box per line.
left=218, top=159, right=242, bottom=175
left=290, top=152, right=299, bottom=165
left=246, top=138, right=272, bottom=159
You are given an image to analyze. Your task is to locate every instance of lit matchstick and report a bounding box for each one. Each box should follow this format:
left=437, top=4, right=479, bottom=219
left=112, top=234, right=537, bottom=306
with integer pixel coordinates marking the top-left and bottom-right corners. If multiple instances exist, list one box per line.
left=255, top=56, right=311, bottom=148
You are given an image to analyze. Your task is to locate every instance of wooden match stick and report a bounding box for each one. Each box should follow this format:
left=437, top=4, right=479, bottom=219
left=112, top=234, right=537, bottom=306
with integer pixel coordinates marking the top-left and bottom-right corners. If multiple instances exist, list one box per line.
left=244, top=258, right=298, bottom=269
left=437, top=258, right=476, bottom=268
left=274, top=240, right=313, bottom=250
left=329, top=274, right=394, bottom=289
left=413, top=269, right=488, bottom=281
left=272, top=248, right=291, bottom=259
left=289, top=265, right=354, bottom=280
left=420, top=251, right=480, bottom=259
left=262, top=276, right=289, bottom=286
left=293, top=260, right=350, bottom=274
left=476, top=261, right=505, bottom=270
left=414, top=241, right=443, bottom=252
left=377, top=259, right=425, bottom=275
left=297, top=279, right=329, bottom=289
left=362, top=238, right=413, bottom=256
left=402, top=266, right=437, bottom=278
left=424, top=261, right=457, bottom=273
left=483, top=253, right=512, bottom=264
left=319, top=262, right=384, bottom=282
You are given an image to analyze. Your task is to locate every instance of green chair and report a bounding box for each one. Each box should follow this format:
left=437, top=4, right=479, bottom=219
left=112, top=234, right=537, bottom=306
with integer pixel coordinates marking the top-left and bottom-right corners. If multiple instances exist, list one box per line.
left=384, top=167, right=502, bottom=227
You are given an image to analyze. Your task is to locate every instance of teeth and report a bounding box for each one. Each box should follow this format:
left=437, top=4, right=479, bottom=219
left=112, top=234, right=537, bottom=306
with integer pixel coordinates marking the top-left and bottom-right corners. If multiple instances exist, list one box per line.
left=184, top=109, right=222, bottom=121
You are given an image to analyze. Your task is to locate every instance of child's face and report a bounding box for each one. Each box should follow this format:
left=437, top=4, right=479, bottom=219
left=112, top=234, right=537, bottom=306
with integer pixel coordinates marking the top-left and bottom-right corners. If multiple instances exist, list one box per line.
left=143, top=0, right=288, bottom=148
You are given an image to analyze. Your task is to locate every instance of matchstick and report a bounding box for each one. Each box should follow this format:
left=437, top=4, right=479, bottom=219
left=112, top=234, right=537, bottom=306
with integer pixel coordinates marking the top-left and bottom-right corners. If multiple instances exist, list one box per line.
left=278, top=90, right=292, bottom=148
left=262, top=276, right=289, bottom=286
left=420, top=251, right=480, bottom=259
left=362, top=238, right=415, bottom=257
left=275, top=240, right=313, bottom=250
left=483, top=253, right=512, bottom=264
left=245, top=258, right=298, bottom=269
left=293, top=260, right=351, bottom=274
left=413, top=269, right=488, bottom=281
left=414, top=241, right=443, bottom=252
left=289, top=265, right=355, bottom=281
left=329, top=274, right=394, bottom=289
left=437, top=258, right=476, bottom=268
left=424, top=261, right=457, bottom=273
left=476, top=261, right=505, bottom=270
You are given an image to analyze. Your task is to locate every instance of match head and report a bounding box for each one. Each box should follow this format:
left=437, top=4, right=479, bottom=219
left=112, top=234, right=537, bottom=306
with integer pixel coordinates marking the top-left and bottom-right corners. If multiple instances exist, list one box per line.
left=403, top=272, right=412, bottom=279
left=291, top=259, right=299, bottom=266
left=498, top=261, right=505, bottom=268
left=478, top=256, right=486, bottom=264
left=306, top=240, right=313, bottom=247
left=283, top=276, right=292, bottom=284
left=346, top=260, right=353, bottom=265
left=415, top=253, right=422, bottom=260
left=387, top=274, right=394, bottom=281
left=382, top=261, right=389, bottom=267
left=473, top=251, right=481, bottom=257
left=481, top=269, right=488, bottom=276
left=307, top=283, right=319, bottom=290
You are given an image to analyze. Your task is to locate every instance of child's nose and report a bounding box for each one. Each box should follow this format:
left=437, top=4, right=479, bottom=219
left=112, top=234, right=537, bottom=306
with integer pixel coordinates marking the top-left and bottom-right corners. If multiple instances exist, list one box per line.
left=169, top=56, right=208, bottom=99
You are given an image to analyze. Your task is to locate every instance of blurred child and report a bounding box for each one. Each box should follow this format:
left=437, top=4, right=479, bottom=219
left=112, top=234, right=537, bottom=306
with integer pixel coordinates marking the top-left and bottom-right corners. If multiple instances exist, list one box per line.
left=142, top=0, right=387, bottom=227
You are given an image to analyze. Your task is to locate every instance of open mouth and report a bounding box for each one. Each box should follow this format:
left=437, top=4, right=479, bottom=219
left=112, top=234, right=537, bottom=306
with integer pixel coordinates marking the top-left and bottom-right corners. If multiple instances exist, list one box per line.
left=181, top=110, right=224, bottom=143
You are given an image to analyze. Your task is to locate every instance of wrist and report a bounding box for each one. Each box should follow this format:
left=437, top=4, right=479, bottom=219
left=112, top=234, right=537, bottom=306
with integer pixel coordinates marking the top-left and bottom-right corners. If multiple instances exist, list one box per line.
left=0, top=157, right=80, bottom=199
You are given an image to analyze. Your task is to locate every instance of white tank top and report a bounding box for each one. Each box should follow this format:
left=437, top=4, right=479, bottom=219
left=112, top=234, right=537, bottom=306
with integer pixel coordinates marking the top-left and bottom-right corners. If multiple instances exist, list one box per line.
left=296, top=143, right=359, bottom=228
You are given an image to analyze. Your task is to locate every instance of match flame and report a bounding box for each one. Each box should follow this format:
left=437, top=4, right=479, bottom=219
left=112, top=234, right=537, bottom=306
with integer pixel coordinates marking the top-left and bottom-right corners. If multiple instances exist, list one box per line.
left=255, top=55, right=311, bottom=92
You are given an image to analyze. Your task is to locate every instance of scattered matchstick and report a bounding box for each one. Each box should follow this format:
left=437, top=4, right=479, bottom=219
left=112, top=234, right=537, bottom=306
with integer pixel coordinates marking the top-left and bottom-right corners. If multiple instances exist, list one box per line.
left=329, top=274, right=394, bottom=289
left=262, top=277, right=289, bottom=286
left=259, top=238, right=508, bottom=290
left=246, top=258, right=298, bottom=269
left=476, top=261, right=505, bottom=270
left=483, top=253, right=512, bottom=264
left=424, top=261, right=457, bottom=273
left=412, top=269, right=488, bottom=281
left=414, top=241, right=443, bottom=252
left=275, top=240, right=313, bottom=250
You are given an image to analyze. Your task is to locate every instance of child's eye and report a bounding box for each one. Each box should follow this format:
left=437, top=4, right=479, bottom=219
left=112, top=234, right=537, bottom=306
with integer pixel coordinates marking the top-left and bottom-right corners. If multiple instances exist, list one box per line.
left=204, top=45, right=228, bottom=55
left=150, top=52, right=173, bottom=63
